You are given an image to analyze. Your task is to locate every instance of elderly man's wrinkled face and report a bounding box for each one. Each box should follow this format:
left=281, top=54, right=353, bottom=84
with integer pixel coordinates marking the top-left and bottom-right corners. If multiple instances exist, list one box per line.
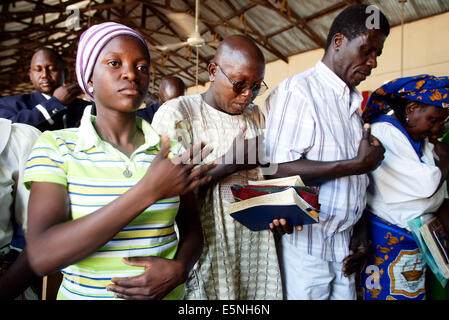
left=209, top=58, right=265, bottom=115
left=29, top=50, right=64, bottom=95
left=333, top=29, right=386, bottom=89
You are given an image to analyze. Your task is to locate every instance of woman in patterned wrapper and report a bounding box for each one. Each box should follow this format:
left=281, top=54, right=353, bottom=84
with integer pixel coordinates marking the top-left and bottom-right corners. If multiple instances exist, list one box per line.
left=359, top=75, right=449, bottom=300
left=8, top=22, right=216, bottom=300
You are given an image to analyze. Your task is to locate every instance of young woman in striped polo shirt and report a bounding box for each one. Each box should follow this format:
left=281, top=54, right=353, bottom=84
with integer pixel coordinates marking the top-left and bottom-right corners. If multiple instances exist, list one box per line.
left=18, top=22, right=215, bottom=300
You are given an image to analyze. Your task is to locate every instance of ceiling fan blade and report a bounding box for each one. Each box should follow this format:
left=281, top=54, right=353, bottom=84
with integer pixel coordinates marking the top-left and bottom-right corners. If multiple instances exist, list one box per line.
left=153, top=41, right=189, bottom=52
left=206, top=39, right=220, bottom=48
left=166, top=12, right=196, bottom=37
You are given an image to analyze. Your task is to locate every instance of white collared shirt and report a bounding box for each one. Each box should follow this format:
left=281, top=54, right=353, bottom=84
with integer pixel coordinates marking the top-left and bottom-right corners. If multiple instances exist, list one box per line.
left=0, top=119, right=41, bottom=251
left=265, top=61, right=368, bottom=262
left=34, top=92, right=56, bottom=126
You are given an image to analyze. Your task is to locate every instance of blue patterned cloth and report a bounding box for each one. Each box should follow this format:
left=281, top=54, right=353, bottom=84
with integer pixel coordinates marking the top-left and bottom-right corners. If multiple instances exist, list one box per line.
left=359, top=213, right=427, bottom=300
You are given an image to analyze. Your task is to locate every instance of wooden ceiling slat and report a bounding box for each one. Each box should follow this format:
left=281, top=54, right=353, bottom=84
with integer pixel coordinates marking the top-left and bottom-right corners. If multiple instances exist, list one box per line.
left=303, top=1, right=348, bottom=23
left=201, top=1, right=289, bottom=63
left=265, top=1, right=347, bottom=40
left=257, top=0, right=326, bottom=48
left=1, top=0, right=448, bottom=94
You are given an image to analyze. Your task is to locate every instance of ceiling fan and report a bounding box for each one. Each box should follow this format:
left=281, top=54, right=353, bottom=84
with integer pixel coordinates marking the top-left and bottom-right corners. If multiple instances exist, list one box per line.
left=154, top=0, right=219, bottom=53
left=153, top=0, right=220, bottom=88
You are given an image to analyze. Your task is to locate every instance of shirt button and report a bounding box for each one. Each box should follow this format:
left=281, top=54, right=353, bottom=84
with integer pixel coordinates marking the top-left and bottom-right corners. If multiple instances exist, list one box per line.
left=52, top=108, right=60, bottom=114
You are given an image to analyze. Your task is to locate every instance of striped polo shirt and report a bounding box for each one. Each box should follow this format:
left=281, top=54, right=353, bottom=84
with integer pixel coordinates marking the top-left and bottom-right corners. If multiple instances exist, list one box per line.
left=265, top=61, right=369, bottom=262
left=23, top=108, right=184, bottom=300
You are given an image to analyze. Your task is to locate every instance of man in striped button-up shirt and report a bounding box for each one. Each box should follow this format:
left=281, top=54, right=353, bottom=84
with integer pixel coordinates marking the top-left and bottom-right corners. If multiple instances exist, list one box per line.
left=265, top=4, right=389, bottom=300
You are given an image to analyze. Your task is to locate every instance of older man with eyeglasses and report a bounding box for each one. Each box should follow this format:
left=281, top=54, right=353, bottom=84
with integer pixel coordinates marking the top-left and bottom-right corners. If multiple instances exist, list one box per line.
left=152, top=34, right=282, bottom=300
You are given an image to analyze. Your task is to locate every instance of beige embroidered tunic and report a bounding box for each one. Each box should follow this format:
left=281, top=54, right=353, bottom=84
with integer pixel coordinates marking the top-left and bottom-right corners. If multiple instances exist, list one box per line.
left=151, top=94, right=282, bottom=300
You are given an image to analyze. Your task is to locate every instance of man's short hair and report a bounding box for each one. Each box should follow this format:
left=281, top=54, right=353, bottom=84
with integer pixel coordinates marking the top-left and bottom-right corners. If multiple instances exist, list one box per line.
left=31, top=47, right=64, bottom=66
left=160, top=76, right=185, bottom=90
left=325, top=4, right=390, bottom=50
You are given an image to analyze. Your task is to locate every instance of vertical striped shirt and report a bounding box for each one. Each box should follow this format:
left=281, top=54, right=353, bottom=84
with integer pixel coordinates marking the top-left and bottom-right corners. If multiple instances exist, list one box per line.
left=265, top=61, right=369, bottom=262
left=23, top=107, right=184, bottom=300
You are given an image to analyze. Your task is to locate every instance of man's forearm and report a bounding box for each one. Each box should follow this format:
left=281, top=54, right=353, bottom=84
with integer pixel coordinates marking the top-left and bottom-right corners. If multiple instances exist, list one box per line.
left=266, top=158, right=364, bottom=186
left=174, top=194, right=204, bottom=282
left=0, top=250, right=39, bottom=299
left=205, top=163, right=237, bottom=185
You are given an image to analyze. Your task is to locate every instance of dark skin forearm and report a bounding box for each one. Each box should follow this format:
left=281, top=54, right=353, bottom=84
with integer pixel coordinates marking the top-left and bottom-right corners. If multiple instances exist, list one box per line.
left=205, top=162, right=237, bottom=186
left=436, top=198, right=449, bottom=234
left=26, top=138, right=215, bottom=277
left=106, top=193, right=204, bottom=300
left=436, top=157, right=449, bottom=192
left=26, top=181, right=161, bottom=277
left=267, top=124, right=385, bottom=186
left=342, top=213, right=370, bottom=276
left=267, top=158, right=365, bottom=186
left=429, top=139, right=449, bottom=196
left=172, top=193, right=204, bottom=281
left=205, top=155, right=257, bottom=186
left=0, top=250, right=38, bottom=299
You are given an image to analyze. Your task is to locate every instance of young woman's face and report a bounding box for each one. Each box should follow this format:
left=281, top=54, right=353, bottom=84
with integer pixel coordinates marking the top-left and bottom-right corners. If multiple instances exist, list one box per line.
left=406, top=102, right=449, bottom=140
left=90, top=35, right=150, bottom=112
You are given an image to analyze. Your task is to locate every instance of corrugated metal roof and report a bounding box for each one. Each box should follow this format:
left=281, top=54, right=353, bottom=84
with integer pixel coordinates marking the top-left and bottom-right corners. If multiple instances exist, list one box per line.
left=0, top=0, right=448, bottom=95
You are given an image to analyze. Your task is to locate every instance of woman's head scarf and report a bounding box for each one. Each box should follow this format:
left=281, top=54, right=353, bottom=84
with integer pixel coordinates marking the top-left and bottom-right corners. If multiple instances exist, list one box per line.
left=362, top=74, right=449, bottom=160
left=75, top=22, right=150, bottom=101
left=362, top=74, right=449, bottom=123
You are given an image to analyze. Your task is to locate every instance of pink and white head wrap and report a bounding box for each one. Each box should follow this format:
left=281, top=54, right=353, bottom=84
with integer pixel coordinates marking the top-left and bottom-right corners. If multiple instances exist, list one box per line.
left=75, top=22, right=150, bottom=101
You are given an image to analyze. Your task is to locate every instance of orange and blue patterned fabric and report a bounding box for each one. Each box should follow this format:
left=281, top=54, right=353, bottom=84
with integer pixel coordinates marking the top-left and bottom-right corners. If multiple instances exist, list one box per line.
left=362, top=75, right=449, bottom=159
left=363, top=74, right=449, bottom=123
left=359, top=212, right=427, bottom=300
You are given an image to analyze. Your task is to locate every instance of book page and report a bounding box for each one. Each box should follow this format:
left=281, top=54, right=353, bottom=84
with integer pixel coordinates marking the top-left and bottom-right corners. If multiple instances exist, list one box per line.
left=247, top=175, right=304, bottom=187
left=229, top=187, right=318, bottom=222
left=420, top=218, right=449, bottom=277
left=433, top=225, right=449, bottom=264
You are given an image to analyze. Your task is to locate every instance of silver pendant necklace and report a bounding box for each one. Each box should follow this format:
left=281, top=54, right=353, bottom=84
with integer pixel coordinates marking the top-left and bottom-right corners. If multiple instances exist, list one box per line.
left=123, top=167, right=132, bottom=178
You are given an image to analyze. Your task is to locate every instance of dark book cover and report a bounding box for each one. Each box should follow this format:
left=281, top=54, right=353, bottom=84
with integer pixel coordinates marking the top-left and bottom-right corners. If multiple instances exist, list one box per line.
left=229, top=186, right=319, bottom=231
left=230, top=202, right=319, bottom=231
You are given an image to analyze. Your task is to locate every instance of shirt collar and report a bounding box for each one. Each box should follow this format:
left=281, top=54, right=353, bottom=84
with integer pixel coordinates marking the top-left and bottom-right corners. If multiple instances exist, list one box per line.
left=41, top=92, right=51, bottom=100
left=316, top=61, right=363, bottom=115
left=74, top=105, right=161, bottom=153
left=316, top=60, right=348, bottom=94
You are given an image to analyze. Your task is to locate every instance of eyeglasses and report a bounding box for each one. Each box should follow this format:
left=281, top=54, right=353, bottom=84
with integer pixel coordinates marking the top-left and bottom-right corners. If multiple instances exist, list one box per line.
left=213, top=63, right=268, bottom=96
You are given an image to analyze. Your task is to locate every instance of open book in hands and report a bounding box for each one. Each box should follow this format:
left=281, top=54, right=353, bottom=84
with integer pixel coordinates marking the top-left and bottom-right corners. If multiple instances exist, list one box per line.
left=228, top=175, right=320, bottom=231
left=420, top=217, right=449, bottom=279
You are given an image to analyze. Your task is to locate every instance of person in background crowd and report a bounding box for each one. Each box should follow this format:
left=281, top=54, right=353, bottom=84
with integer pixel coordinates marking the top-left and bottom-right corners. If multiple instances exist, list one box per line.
left=137, top=76, right=186, bottom=123
left=0, top=119, right=41, bottom=299
left=0, top=47, right=90, bottom=131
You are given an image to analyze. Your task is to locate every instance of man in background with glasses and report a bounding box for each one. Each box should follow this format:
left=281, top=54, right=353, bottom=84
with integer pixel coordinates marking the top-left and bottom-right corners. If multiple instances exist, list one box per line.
left=152, top=34, right=282, bottom=300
